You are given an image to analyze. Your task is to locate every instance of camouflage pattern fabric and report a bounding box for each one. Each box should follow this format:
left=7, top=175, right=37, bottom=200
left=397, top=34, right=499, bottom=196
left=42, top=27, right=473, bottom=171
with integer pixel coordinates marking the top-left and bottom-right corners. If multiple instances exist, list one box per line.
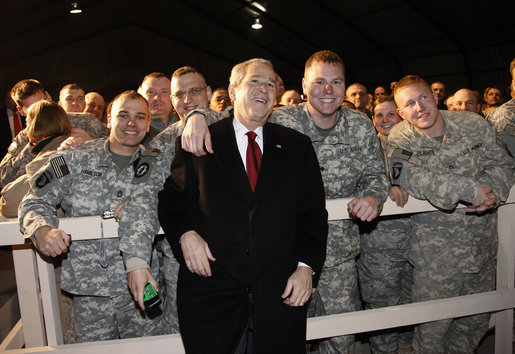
left=271, top=103, right=389, bottom=353
left=357, top=135, right=414, bottom=353
left=19, top=138, right=164, bottom=341
left=387, top=110, right=515, bottom=352
left=486, top=97, right=515, bottom=158
left=67, top=292, right=163, bottom=343
left=1, top=112, right=107, bottom=189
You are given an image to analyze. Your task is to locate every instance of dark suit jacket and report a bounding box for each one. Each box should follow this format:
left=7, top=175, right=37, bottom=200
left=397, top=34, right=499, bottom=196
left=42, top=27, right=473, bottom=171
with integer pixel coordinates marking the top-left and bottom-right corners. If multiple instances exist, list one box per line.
left=158, top=117, right=328, bottom=354
left=0, top=108, right=13, bottom=156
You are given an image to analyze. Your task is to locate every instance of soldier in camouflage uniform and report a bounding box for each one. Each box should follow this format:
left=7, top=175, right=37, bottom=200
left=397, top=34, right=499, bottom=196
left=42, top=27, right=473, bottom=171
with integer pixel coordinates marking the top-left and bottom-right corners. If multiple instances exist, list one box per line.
left=123, top=66, right=217, bottom=335
left=142, top=120, right=184, bottom=334
left=1, top=79, right=105, bottom=188
left=137, top=72, right=179, bottom=146
left=388, top=75, right=514, bottom=353
left=181, top=51, right=389, bottom=353
left=486, top=57, right=515, bottom=158
left=19, top=91, right=163, bottom=343
left=357, top=96, right=413, bottom=353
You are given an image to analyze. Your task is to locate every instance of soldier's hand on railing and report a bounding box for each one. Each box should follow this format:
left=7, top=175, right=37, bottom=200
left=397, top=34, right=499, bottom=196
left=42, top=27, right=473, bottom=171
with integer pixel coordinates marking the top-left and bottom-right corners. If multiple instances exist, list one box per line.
left=33, top=226, right=71, bottom=257
left=389, top=186, right=409, bottom=207
left=347, top=196, right=380, bottom=222
left=466, top=185, right=497, bottom=213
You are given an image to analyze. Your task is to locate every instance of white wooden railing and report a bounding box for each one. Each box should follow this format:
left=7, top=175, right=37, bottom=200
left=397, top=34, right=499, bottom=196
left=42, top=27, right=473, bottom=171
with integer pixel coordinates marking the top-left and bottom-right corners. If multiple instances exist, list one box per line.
left=0, top=186, right=513, bottom=353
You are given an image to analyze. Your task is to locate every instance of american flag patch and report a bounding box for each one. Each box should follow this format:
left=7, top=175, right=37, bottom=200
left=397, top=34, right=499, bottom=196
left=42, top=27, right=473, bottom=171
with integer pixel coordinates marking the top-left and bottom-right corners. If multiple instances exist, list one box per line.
left=50, top=156, right=70, bottom=178
left=390, top=148, right=413, bottom=161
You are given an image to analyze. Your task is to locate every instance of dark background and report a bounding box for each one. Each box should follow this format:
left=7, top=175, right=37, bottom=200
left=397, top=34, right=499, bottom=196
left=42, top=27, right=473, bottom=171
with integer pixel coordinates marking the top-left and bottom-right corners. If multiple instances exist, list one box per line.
left=1, top=0, right=514, bottom=103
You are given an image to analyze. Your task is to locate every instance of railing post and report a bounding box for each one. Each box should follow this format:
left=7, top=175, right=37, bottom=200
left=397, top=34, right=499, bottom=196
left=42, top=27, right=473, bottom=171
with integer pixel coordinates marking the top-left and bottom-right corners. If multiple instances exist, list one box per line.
left=11, top=244, right=46, bottom=347
left=495, top=201, right=514, bottom=353
left=36, top=253, right=63, bottom=345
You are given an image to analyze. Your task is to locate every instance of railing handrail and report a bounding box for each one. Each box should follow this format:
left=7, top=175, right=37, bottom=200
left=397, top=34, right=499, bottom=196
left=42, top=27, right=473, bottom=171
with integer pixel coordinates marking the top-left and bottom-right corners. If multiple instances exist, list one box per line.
left=1, top=185, right=513, bottom=352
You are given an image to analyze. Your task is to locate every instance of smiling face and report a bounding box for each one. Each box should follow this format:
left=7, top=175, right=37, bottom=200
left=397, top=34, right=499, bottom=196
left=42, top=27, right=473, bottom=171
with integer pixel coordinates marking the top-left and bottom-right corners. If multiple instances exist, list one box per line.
left=229, top=62, right=276, bottom=130
left=171, top=72, right=211, bottom=121
left=395, top=83, right=444, bottom=137
left=303, top=62, right=345, bottom=126
left=373, top=100, right=401, bottom=138
left=108, top=95, right=150, bottom=156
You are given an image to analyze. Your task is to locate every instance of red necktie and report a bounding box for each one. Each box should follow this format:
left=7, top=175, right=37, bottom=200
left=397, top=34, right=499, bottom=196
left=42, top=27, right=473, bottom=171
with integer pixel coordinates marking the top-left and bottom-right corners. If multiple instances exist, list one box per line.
left=13, top=111, right=22, bottom=136
left=246, top=131, right=262, bottom=191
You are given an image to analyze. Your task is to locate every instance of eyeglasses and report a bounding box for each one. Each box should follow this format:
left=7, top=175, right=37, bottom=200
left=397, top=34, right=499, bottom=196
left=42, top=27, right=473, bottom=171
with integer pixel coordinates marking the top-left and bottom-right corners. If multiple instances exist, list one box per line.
left=172, top=87, right=207, bottom=100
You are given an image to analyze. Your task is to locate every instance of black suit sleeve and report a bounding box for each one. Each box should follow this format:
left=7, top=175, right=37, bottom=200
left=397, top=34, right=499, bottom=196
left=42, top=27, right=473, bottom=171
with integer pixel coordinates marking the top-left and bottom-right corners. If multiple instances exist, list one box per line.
left=158, top=137, right=200, bottom=259
left=294, top=135, right=328, bottom=276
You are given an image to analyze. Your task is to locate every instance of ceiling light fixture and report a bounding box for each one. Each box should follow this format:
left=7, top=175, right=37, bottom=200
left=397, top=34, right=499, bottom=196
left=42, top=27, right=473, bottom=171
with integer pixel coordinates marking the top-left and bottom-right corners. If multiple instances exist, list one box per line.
left=70, top=2, right=82, bottom=14
left=251, top=18, right=262, bottom=30
left=251, top=2, right=267, bottom=12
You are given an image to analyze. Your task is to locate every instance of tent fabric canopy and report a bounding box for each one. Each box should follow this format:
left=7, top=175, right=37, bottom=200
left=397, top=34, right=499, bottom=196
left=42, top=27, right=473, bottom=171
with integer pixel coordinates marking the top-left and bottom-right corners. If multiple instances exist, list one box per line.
left=1, top=0, right=513, bottom=100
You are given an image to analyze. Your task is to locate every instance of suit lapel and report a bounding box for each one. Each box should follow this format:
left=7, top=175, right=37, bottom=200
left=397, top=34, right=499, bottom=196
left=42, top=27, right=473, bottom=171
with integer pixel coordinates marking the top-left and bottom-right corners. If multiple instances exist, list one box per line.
left=253, top=123, right=284, bottom=202
left=211, top=117, right=253, bottom=202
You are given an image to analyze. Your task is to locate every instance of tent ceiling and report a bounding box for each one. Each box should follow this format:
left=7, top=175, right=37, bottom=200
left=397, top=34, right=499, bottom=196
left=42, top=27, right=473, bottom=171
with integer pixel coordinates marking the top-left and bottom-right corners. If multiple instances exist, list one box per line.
left=1, top=0, right=513, bottom=98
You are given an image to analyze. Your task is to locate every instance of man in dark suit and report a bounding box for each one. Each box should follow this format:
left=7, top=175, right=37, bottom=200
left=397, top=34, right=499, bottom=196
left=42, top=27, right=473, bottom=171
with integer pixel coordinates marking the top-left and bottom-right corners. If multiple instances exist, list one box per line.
left=158, top=58, right=328, bottom=353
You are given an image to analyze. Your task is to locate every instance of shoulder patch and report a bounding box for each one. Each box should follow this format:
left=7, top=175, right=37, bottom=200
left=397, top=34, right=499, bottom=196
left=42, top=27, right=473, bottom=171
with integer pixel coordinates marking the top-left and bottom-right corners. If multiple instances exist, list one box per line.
left=50, top=156, right=70, bottom=178
left=35, top=171, right=53, bottom=188
left=390, top=148, right=413, bottom=161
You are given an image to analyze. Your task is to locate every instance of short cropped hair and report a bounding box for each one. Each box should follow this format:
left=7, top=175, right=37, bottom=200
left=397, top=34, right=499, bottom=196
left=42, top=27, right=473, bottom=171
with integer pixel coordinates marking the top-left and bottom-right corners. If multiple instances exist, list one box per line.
left=172, top=66, right=206, bottom=82
left=26, top=100, right=71, bottom=142
left=59, top=83, right=84, bottom=97
left=393, top=75, right=431, bottom=104
left=10, top=79, right=46, bottom=107
left=229, top=58, right=275, bottom=88
left=372, top=95, right=396, bottom=115
left=305, top=50, right=345, bottom=76
left=110, top=90, right=148, bottom=114
left=142, top=72, right=169, bottom=82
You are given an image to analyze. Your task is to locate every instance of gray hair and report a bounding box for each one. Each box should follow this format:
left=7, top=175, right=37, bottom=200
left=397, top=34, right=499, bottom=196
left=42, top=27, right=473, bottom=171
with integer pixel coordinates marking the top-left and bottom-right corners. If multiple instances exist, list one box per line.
left=229, top=58, right=275, bottom=88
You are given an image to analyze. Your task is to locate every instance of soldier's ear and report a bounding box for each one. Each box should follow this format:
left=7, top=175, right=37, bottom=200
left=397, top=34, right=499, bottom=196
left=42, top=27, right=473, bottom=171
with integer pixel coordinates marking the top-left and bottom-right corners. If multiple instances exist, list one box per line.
left=107, top=114, right=112, bottom=129
left=396, top=108, right=405, bottom=120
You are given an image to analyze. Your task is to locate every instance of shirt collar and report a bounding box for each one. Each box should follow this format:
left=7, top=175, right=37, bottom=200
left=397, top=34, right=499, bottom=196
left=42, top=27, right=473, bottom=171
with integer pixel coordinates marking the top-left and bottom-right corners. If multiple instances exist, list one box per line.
left=232, top=117, right=263, bottom=140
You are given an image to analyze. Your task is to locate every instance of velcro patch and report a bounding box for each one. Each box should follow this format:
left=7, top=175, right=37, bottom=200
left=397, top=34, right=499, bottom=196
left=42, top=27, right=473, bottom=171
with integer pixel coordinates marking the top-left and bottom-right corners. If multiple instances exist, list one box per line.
left=35, top=171, right=53, bottom=188
left=50, top=156, right=70, bottom=178
left=390, top=148, right=413, bottom=161
left=504, top=124, right=515, bottom=135
left=134, top=162, right=150, bottom=178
